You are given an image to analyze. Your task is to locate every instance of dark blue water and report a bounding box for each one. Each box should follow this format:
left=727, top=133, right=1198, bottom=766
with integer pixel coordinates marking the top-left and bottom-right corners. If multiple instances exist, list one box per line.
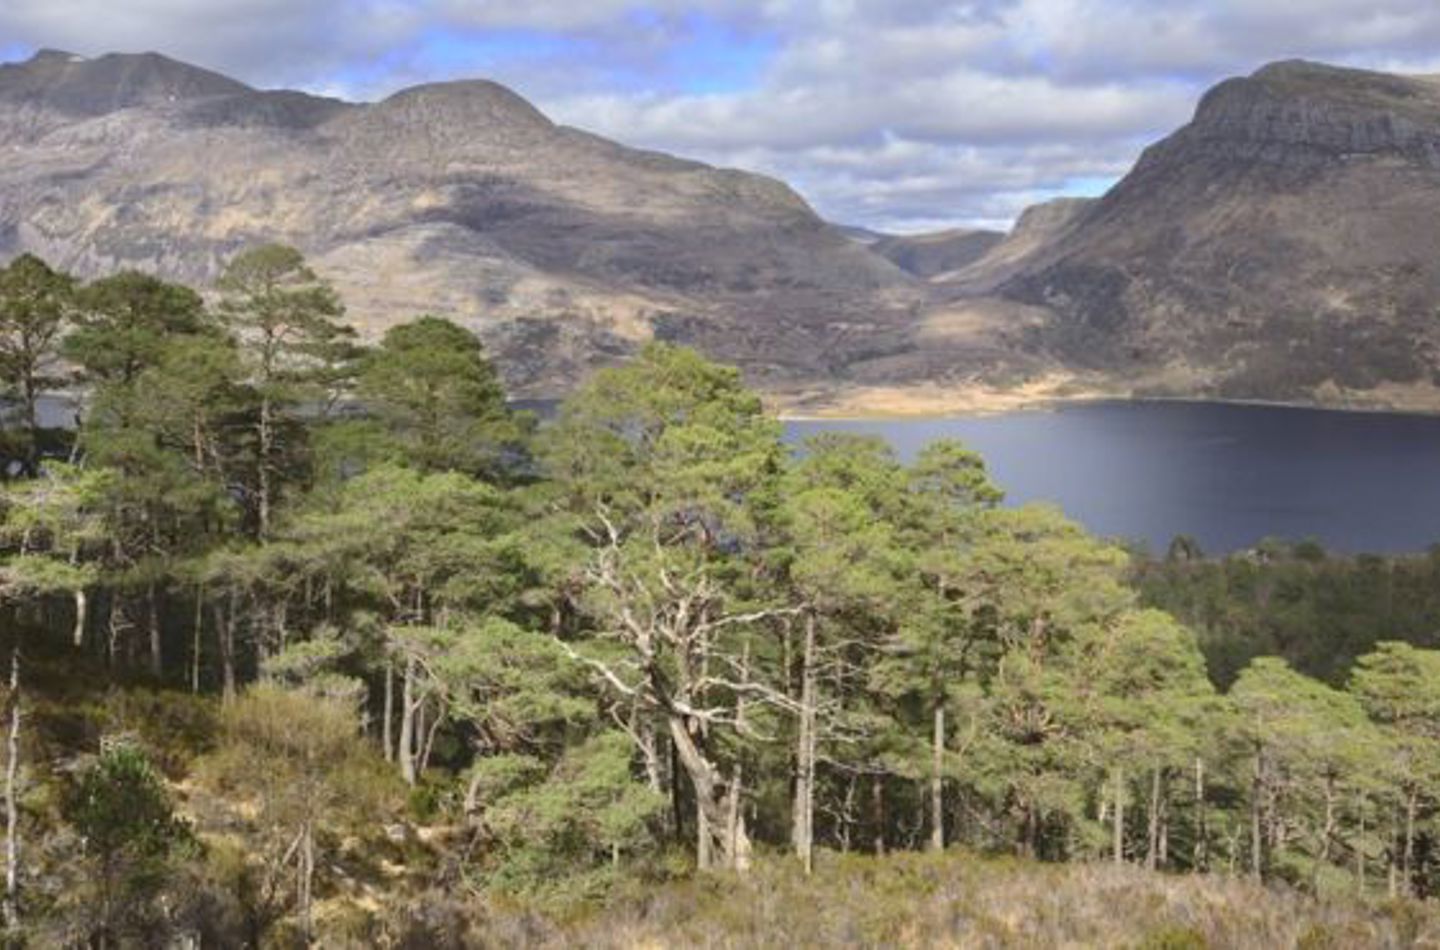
left=784, top=401, right=1440, bottom=554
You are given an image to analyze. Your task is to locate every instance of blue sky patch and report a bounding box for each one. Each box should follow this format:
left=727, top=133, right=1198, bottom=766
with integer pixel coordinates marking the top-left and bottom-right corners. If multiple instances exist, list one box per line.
left=664, top=14, right=777, bottom=95
left=1063, top=176, right=1120, bottom=198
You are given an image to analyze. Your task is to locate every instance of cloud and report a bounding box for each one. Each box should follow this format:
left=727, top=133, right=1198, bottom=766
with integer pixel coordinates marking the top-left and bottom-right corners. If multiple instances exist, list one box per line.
left=3, top=0, right=1440, bottom=231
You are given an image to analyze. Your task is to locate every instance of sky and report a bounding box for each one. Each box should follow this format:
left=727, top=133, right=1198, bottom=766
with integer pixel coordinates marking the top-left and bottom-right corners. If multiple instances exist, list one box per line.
left=4, top=1, right=1440, bottom=233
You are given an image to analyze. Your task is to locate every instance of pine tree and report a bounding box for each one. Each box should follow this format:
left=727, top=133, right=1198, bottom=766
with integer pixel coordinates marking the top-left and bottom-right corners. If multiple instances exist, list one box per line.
left=0, top=255, right=74, bottom=475
left=216, top=245, right=356, bottom=538
left=357, top=316, right=527, bottom=478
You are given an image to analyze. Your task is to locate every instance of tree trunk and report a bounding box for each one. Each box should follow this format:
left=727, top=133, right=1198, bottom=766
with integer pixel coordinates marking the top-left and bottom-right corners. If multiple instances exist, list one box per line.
left=21, top=372, right=39, bottom=477
left=215, top=594, right=237, bottom=703
left=668, top=714, right=750, bottom=872
left=1113, top=767, right=1124, bottom=865
left=147, top=583, right=163, bottom=680
left=1159, top=786, right=1170, bottom=868
left=3, top=646, right=20, bottom=932
left=1021, top=804, right=1038, bottom=859
left=1146, top=768, right=1161, bottom=871
left=398, top=656, right=416, bottom=785
left=792, top=612, right=817, bottom=872
left=1403, top=789, right=1417, bottom=897
left=382, top=660, right=394, bottom=763
left=1314, top=773, right=1336, bottom=894
left=1355, top=793, right=1366, bottom=896
left=726, top=763, right=751, bottom=873
left=1193, top=757, right=1206, bottom=872
left=72, top=589, right=87, bottom=648
left=930, top=700, right=945, bottom=853
left=418, top=701, right=443, bottom=775
left=106, top=595, right=122, bottom=669
left=840, top=774, right=857, bottom=854
left=190, top=586, right=203, bottom=694
left=257, top=394, right=273, bottom=540
left=1389, top=801, right=1399, bottom=898
left=637, top=709, right=663, bottom=795
left=670, top=737, right=685, bottom=844
left=1250, top=749, right=1264, bottom=880
left=871, top=773, right=886, bottom=856
left=696, top=797, right=712, bottom=871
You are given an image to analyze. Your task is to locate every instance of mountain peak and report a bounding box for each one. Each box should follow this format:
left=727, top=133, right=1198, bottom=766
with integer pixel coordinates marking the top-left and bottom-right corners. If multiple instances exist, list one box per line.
left=0, top=48, right=251, bottom=117
left=1170, top=57, right=1440, bottom=169
left=1191, top=58, right=1440, bottom=121
left=983, top=58, right=1440, bottom=407
left=1250, top=58, right=1338, bottom=80
left=1250, top=58, right=1435, bottom=98
left=28, top=49, right=87, bottom=65
left=377, top=79, right=553, bottom=131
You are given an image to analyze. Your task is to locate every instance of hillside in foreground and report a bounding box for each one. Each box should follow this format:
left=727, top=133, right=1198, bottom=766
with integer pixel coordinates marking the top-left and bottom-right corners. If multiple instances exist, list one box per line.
left=442, top=852, right=1436, bottom=948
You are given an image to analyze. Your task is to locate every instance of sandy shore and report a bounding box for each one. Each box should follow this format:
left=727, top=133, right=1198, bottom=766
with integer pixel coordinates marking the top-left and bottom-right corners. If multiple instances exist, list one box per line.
left=769, top=377, right=1440, bottom=421
left=770, top=375, right=1121, bottom=420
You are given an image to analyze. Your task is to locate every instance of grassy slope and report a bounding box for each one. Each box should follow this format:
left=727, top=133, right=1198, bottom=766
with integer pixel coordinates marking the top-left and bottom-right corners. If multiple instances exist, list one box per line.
left=453, top=852, right=1439, bottom=949
left=14, top=652, right=1435, bottom=948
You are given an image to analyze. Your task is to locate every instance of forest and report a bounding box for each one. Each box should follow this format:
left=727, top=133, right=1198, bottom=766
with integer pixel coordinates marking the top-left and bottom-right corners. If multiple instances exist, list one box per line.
left=0, top=247, right=1439, bottom=946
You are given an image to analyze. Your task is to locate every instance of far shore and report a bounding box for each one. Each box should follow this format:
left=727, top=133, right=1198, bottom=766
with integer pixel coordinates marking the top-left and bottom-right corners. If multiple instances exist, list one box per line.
left=769, top=383, right=1440, bottom=422
left=30, top=380, right=1440, bottom=425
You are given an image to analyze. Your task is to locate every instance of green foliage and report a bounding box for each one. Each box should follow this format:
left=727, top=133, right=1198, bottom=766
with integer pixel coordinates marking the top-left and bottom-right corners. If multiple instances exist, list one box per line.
left=216, top=243, right=351, bottom=378
left=1135, top=541, right=1440, bottom=686
left=481, top=733, right=665, bottom=899
left=1349, top=642, right=1440, bottom=847
left=59, top=743, right=194, bottom=944
left=2, top=251, right=1439, bottom=938
left=358, top=315, right=529, bottom=478
left=65, top=271, right=210, bottom=386
left=68, top=743, right=191, bottom=872
left=0, top=253, right=74, bottom=471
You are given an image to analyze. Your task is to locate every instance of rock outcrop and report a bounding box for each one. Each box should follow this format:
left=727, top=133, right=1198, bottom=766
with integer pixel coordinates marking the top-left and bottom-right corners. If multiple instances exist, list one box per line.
left=985, top=61, right=1440, bottom=404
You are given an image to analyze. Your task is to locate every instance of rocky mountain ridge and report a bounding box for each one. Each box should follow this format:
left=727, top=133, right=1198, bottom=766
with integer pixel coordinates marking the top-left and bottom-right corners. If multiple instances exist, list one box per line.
left=0, top=49, right=919, bottom=396
left=6, top=52, right=1440, bottom=410
left=952, top=60, right=1440, bottom=409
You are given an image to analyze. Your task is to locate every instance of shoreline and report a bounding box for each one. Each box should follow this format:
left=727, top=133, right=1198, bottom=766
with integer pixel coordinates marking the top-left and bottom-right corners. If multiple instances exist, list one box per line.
left=771, top=389, right=1440, bottom=422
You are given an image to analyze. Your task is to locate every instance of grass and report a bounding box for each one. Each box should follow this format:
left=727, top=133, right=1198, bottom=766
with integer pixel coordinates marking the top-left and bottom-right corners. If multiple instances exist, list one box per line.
left=373, top=850, right=1440, bottom=948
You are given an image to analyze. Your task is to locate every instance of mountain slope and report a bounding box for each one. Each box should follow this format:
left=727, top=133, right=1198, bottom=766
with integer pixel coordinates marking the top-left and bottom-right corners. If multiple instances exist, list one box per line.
left=870, top=228, right=1004, bottom=279
left=940, top=198, right=1094, bottom=291
left=10, top=51, right=1440, bottom=410
left=0, top=49, right=250, bottom=120
left=989, top=61, right=1440, bottom=405
left=0, top=50, right=917, bottom=395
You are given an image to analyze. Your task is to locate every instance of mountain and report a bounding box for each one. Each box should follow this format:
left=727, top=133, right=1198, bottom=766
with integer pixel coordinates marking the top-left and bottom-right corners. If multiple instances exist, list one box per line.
left=870, top=228, right=1005, bottom=279
left=979, top=61, right=1440, bottom=407
left=0, top=49, right=249, bottom=119
left=833, top=223, right=889, bottom=245
left=939, top=199, right=1093, bottom=291
left=9, top=51, right=1440, bottom=411
left=0, top=50, right=917, bottom=396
